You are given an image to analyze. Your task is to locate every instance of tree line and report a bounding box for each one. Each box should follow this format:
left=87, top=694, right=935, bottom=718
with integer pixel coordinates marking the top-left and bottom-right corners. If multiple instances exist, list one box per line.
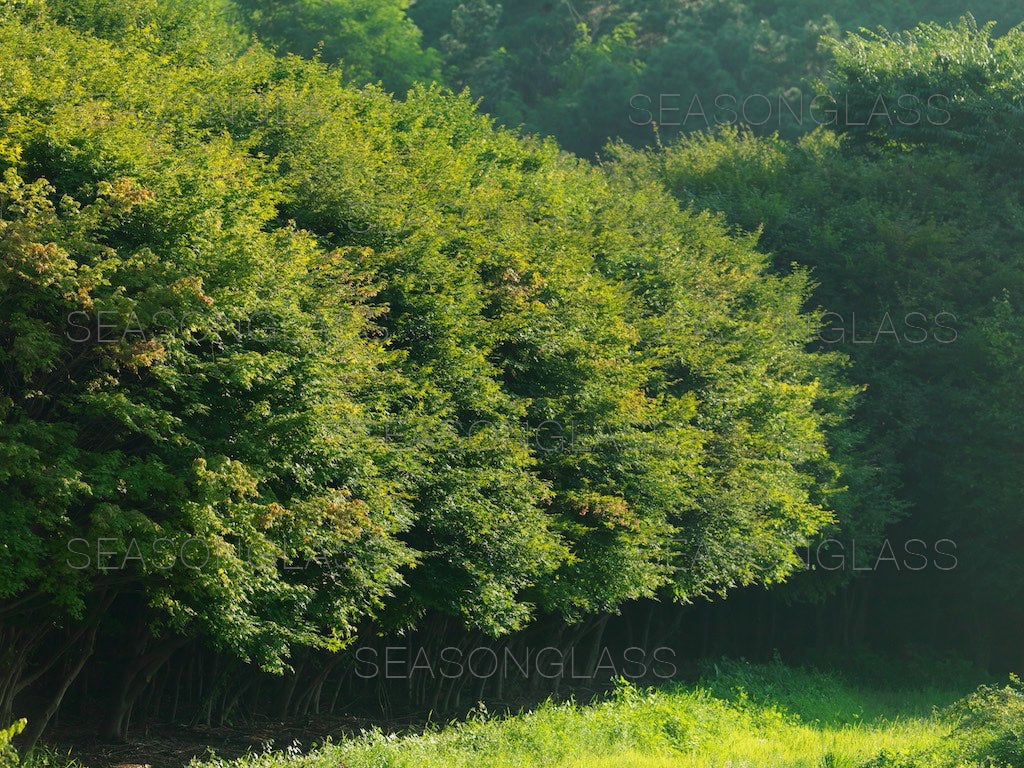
left=0, top=0, right=1021, bottom=747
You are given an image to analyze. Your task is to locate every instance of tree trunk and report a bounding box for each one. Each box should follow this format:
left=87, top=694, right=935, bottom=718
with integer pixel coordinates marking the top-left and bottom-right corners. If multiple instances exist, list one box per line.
left=101, top=635, right=188, bottom=741
left=21, top=625, right=98, bottom=751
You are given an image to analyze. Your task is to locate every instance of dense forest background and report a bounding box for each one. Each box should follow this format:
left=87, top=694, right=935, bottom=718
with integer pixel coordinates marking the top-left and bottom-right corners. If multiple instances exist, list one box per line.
left=1, top=0, right=1022, bottom=751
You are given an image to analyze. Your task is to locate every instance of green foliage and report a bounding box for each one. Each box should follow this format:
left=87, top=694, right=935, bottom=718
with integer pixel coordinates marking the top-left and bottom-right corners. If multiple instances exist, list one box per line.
left=0, top=719, right=25, bottom=768
left=0, top=0, right=1019, bottom=752
left=607, top=130, right=898, bottom=601
left=944, top=676, right=1024, bottom=767
left=165, top=44, right=846, bottom=628
left=0, top=0, right=851, bottom=675
left=620, top=17, right=1024, bottom=630
left=234, top=0, right=442, bottom=93
left=0, top=15, right=415, bottom=665
left=410, top=0, right=1024, bottom=155
left=40, top=0, right=247, bottom=64
left=439, top=0, right=518, bottom=124
left=862, top=676, right=1024, bottom=768
left=821, top=15, right=1024, bottom=166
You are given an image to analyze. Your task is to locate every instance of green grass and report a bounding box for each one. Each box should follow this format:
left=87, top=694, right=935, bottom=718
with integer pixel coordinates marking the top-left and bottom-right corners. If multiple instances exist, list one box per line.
left=194, top=660, right=988, bottom=768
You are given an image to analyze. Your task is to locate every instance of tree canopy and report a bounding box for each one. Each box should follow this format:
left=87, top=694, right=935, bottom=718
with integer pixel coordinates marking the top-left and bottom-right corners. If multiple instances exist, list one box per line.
left=0, top=0, right=855, bottom=740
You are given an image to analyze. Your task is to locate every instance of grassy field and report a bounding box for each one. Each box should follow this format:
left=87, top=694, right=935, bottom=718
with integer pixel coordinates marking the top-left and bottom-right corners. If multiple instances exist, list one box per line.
left=191, top=660, right=997, bottom=768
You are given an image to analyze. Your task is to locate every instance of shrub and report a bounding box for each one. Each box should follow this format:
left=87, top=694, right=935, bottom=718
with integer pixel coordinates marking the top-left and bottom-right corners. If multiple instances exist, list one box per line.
left=0, top=720, right=25, bottom=768
left=862, top=676, right=1024, bottom=768
left=945, top=675, right=1024, bottom=767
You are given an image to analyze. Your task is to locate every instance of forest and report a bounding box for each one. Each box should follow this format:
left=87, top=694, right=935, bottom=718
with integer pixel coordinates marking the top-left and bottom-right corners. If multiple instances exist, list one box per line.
left=0, top=1, right=1022, bottom=766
